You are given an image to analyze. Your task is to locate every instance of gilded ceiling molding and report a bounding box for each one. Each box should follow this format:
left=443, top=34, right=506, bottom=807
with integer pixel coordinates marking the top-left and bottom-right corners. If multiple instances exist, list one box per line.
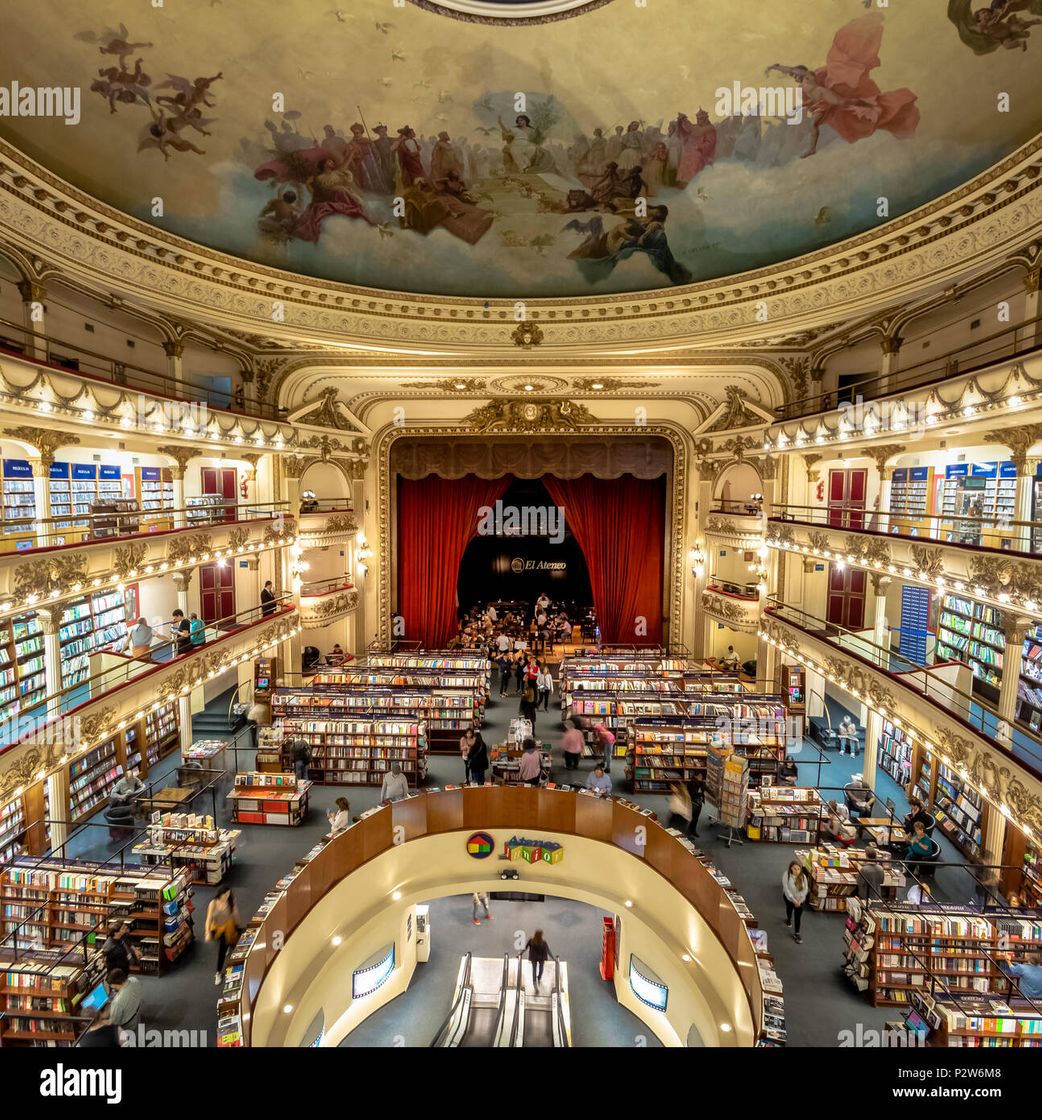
left=2, top=426, right=80, bottom=468
left=375, top=422, right=689, bottom=649
left=706, top=387, right=770, bottom=433
left=2, top=135, right=1042, bottom=354
left=463, top=398, right=598, bottom=433
left=982, top=423, right=1042, bottom=469
left=154, top=444, right=196, bottom=480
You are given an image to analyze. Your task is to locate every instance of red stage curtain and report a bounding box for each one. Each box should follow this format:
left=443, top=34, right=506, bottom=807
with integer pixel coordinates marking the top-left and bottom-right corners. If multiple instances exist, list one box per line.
left=397, top=475, right=510, bottom=648
left=542, top=474, right=665, bottom=646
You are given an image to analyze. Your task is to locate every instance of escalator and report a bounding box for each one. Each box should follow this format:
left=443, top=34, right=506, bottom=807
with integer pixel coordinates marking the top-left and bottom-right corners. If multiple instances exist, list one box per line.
left=510, top=954, right=572, bottom=1047
left=430, top=953, right=515, bottom=1047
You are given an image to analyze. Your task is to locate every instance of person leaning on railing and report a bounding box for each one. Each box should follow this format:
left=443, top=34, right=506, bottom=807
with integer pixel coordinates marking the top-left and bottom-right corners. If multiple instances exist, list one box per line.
left=128, top=617, right=153, bottom=656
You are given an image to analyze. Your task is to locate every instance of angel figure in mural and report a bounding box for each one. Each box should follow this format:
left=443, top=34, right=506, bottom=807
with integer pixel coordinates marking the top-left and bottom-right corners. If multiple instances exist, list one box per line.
left=90, top=57, right=152, bottom=114
left=563, top=205, right=691, bottom=286
left=138, top=114, right=207, bottom=159
left=256, top=189, right=302, bottom=243
left=154, top=73, right=223, bottom=124
left=74, top=24, right=153, bottom=67
left=496, top=114, right=558, bottom=175
left=948, top=0, right=1042, bottom=52
left=766, top=11, right=919, bottom=159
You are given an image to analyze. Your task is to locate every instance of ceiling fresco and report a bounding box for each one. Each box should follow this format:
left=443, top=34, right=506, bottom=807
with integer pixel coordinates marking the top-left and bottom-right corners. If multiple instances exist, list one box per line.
left=1, top=0, right=1041, bottom=299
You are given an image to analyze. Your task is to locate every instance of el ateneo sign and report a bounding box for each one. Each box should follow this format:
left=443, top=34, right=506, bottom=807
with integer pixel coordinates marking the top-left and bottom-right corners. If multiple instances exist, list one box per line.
left=511, top=557, right=567, bottom=574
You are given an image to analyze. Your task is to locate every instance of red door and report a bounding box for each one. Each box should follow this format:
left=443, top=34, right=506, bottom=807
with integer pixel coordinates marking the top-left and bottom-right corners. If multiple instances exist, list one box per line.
left=826, top=564, right=866, bottom=630
left=827, top=468, right=867, bottom=530
left=201, top=467, right=237, bottom=521
left=199, top=563, right=235, bottom=624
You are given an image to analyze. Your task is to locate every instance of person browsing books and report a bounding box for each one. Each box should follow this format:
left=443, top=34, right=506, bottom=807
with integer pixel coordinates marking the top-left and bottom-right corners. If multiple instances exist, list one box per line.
left=585, top=766, right=612, bottom=795
left=380, top=762, right=410, bottom=802
left=327, top=797, right=351, bottom=835
left=782, top=860, right=809, bottom=945
left=592, top=722, right=616, bottom=772
left=536, top=663, right=553, bottom=711
left=856, top=846, right=887, bottom=901
left=128, top=617, right=153, bottom=656
left=205, top=887, right=243, bottom=986
left=102, top=920, right=142, bottom=976
left=518, top=737, right=542, bottom=785
left=561, top=719, right=584, bottom=771
left=460, top=727, right=476, bottom=782
left=999, top=952, right=1042, bottom=1001
left=290, top=737, right=311, bottom=780
left=189, top=612, right=205, bottom=647
left=171, top=609, right=192, bottom=655
left=778, top=756, right=799, bottom=786
left=79, top=1005, right=122, bottom=1048
left=467, top=730, right=490, bottom=785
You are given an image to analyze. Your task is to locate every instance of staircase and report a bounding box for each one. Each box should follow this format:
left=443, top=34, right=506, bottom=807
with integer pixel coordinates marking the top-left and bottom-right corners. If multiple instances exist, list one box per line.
left=191, top=688, right=239, bottom=738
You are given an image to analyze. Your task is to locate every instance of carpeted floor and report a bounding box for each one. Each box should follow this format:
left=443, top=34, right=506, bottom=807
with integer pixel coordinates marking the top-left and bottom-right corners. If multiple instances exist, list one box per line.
left=47, top=670, right=984, bottom=1047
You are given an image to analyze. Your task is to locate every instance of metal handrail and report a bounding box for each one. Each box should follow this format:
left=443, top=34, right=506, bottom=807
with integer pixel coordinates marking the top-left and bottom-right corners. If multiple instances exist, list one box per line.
left=492, top=951, right=511, bottom=1046
left=0, top=598, right=297, bottom=752
left=0, top=313, right=283, bottom=420
left=551, top=954, right=569, bottom=1048
left=430, top=951, right=473, bottom=1046
left=775, top=310, right=1042, bottom=420
left=509, top=949, right=525, bottom=1047
left=1, top=500, right=289, bottom=553
left=765, top=598, right=1042, bottom=775
left=299, top=577, right=355, bottom=598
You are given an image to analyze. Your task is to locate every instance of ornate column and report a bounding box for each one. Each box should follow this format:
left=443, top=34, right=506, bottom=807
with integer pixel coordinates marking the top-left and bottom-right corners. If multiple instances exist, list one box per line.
left=280, top=455, right=310, bottom=677
left=998, top=613, right=1032, bottom=744
left=17, top=279, right=47, bottom=362
left=163, top=338, right=185, bottom=395
left=172, top=568, right=193, bottom=618
left=239, top=368, right=257, bottom=415
left=1, top=428, right=79, bottom=545
left=157, top=445, right=195, bottom=529
left=866, top=444, right=905, bottom=536
left=35, top=608, right=62, bottom=724
left=984, top=424, right=1042, bottom=551
left=870, top=572, right=892, bottom=650
left=863, top=708, right=883, bottom=790
left=1018, top=267, right=1041, bottom=351
left=878, top=333, right=903, bottom=397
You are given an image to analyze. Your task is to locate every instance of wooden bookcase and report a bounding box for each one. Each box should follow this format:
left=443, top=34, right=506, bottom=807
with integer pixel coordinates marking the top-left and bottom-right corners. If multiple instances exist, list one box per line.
left=794, top=842, right=905, bottom=911
left=272, top=715, right=428, bottom=786
left=747, top=787, right=828, bottom=844
left=912, top=750, right=987, bottom=861
left=0, top=860, right=193, bottom=977
left=0, top=947, right=106, bottom=1047
left=0, top=780, right=50, bottom=867
left=135, top=466, right=175, bottom=531
left=1001, top=825, right=1042, bottom=909
left=132, top=814, right=239, bottom=883
left=844, top=903, right=1042, bottom=1007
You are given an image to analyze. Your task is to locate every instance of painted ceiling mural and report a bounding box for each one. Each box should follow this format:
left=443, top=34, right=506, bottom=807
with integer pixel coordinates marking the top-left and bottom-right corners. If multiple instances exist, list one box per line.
left=1, top=0, right=1041, bottom=299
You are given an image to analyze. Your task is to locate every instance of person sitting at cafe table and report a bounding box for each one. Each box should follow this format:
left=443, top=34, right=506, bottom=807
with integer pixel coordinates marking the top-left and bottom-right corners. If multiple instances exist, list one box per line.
left=110, top=768, right=145, bottom=808
left=585, top=765, right=613, bottom=796
left=904, top=820, right=933, bottom=863
left=902, top=796, right=931, bottom=834
left=843, top=774, right=874, bottom=819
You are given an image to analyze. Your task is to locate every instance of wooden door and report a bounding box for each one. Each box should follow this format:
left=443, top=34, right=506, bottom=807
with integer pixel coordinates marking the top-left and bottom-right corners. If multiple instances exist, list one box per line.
left=826, top=564, right=866, bottom=630
left=200, top=562, right=236, bottom=624
left=200, top=467, right=237, bottom=521
left=827, top=468, right=867, bottom=530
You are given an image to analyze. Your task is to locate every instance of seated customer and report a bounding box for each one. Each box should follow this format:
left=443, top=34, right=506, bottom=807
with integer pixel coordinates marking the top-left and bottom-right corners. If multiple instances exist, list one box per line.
left=844, top=774, right=874, bottom=819
left=585, top=766, right=613, bottom=796
left=719, top=645, right=740, bottom=672
left=902, top=796, right=932, bottom=834
left=904, top=820, right=934, bottom=864
left=825, top=800, right=857, bottom=846
left=110, top=769, right=145, bottom=807
left=327, top=643, right=345, bottom=667
left=837, top=715, right=859, bottom=756
left=777, top=757, right=799, bottom=786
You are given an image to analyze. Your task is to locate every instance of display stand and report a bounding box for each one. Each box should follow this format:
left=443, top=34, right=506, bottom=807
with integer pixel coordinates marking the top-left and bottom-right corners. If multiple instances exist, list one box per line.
left=228, top=772, right=313, bottom=825
left=706, top=744, right=747, bottom=847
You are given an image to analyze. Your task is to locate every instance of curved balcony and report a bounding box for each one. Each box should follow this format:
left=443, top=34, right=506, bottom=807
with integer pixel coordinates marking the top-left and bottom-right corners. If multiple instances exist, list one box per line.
left=0, top=507, right=296, bottom=629
left=767, top=510, right=1042, bottom=625
left=760, top=600, right=1042, bottom=830
left=704, top=503, right=765, bottom=550
left=297, top=505, right=358, bottom=548
left=701, top=586, right=762, bottom=633
left=299, top=578, right=358, bottom=628
left=225, top=787, right=767, bottom=1048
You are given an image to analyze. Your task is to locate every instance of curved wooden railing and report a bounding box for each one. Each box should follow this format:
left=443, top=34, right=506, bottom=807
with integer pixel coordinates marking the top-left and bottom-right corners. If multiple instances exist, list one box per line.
left=231, top=786, right=766, bottom=1046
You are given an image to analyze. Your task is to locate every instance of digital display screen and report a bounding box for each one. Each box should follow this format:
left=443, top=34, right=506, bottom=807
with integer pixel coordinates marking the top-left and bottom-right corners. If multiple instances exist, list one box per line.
left=256, top=677, right=270, bottom=690
left=81, top=981, right=110, bottom=1012
left=352, top=944, right=395, bottom=1000
left=629, top=955, right=668, bottom=1011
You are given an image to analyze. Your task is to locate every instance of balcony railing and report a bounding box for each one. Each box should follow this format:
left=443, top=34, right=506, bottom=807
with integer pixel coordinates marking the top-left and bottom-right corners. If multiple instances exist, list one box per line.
left=0, top=314, right=283, bottom=420
left=771, top=503, right=1040, bottom=554
left=1, top=500, right=289, bottom=554
left=300, top=577, right=355, bottom=598
left=775, top=310, right=1042, bottom=421
left=764, top=598, right=1042, bottom=777
left=0, top=597, right=296, bottom=751
left=299, top=500, right=355, bottom=515
left=707, top=580, right=760, bottom=601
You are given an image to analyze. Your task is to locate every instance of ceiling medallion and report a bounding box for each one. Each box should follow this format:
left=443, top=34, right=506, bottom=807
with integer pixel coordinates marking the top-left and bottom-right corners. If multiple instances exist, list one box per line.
left=491, top=374, right=569, bottom=395
left=409, top=0, right=615, bottom=25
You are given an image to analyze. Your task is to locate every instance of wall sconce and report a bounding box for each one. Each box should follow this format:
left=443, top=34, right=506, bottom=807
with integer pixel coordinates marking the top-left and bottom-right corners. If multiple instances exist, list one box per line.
left=689, top=545, right=705, bottom=580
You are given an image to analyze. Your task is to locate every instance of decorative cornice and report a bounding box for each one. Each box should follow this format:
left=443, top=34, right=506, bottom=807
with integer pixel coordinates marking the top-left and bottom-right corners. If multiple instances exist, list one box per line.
left=155, top=444, right=195, bottom=479
left=701, top=590, right=760, bottom=632
left=302, top=590, right=360, bottom=628
left=3, top=426, right=80, bottom=469
left=983, top=423, right=1042, bottom=470
left=2, top=134, right=1042, bottom=354
left=462, top=398, right=598, bottom=433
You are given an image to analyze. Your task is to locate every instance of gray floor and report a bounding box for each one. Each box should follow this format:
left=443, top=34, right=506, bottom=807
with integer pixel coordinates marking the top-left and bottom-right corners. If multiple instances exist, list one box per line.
left=49, top=673, right=981, bottom=1047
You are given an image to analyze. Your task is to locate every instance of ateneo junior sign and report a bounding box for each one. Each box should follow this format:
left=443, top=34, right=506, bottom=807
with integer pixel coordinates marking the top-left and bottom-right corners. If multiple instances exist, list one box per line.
left=511, top=557, right=567, bottom=573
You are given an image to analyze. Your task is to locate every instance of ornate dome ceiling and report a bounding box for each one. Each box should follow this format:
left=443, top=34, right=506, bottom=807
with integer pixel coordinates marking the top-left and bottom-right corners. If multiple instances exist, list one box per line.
left=2, top=0, right=1041, bottom=301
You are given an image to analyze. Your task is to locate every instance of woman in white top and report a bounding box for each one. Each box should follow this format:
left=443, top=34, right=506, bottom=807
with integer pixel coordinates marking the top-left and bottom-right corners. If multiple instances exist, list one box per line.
left=327, top=797, right=351, bottom=835
left=782, top=860, right=810, bottom=944
left=536, top=664, right=554, bottom=711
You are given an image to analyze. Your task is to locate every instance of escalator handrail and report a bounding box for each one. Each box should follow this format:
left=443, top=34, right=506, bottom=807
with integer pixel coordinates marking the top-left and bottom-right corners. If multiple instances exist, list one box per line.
left=509, top=950, right=525, bottom=1047
left=430, top=951, right=473, bottom=1046
left=551, top=955, right=570, bottom=1048
left=491, top=952, right=512, bottom=1045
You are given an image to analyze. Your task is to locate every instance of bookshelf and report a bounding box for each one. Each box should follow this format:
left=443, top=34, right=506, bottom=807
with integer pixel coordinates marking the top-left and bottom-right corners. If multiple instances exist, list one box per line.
left=706, top=744, right=748, bottom=831
left=135, top=466, right=174, bottom=531
left=0, top=860, right=194, bottom=977
left=271, top=715, right=428, bottom=787
left=132, top=812, right=239, bottom=883
left=1001, top=826, right=1042, bottom=909
left=89, top=498, right=140, bottom=540
left=747, top=787, right=827, bottom=844
left=58, top=591, right=128, bottom=689
left=939, top=461, right=1017, bottom=548
left=0, top=948, right=106, bottom=1047
left=228, top=773, right=312, bottom=826
left=878, top=719, right=914, bottom=788
left=795, top=842, right=905, bottom=911
left=928, top=994, right=1042, bottom=1047
left=145, top=703, right=179, bottom=770
left=186, top=493, right=234, bottom=526
left=366, top=651, right=492, bottom=695
left=256, top=725, right=285, bottom=773
left=935, top=594, right=1003, bottom=697
left=0, top=612, right=47, bottom=730
left=932, top=762, right=987, bottom=861
left=843, top=903, right=1042, bottom=1007
left=1, top=458, right=36, bottom=547
left=889, top=466, right=933, bottom=535
left=68, top=737, right=123, bottom=826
